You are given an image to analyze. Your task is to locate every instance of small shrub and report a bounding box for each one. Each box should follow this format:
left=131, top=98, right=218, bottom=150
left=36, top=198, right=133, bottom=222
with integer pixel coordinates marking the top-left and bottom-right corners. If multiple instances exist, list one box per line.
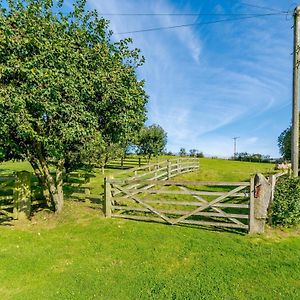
left=271, top=175, right=300, bottom=227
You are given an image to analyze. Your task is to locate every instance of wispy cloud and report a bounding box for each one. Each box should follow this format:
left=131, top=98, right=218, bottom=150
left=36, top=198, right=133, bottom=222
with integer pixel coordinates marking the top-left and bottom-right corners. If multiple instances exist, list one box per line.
left=87, top=0, right=294, bottom=157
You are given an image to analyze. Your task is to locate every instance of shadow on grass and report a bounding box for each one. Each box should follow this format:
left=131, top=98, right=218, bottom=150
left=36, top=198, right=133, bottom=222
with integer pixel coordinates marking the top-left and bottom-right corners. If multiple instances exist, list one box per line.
left=0, top=216, right=13, bottom=226
left=104, top=165, right=133, bottom=170
left=63, top=170, right=103, bottom=208
left=0, top=168, right=103, bottom=226
left=113, top=214, right=247, bottom=236
left=0, top=169, right=14, bottom=174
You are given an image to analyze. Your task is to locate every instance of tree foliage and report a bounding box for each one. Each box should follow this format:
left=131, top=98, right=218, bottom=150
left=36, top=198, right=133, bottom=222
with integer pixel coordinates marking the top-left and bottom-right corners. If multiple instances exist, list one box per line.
left=277, top=113, right=300, bottom=160
left=278, top=126, right=292, bottom=160
left=179, top=148, right=187, bottom=156
left=137, top=124, right=167, bottom=160
left=0, top=0, right=148, bottom=212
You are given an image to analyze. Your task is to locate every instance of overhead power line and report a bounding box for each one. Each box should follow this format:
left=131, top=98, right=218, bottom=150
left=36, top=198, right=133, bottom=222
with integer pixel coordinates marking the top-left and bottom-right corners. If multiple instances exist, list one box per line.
left=117, top=12, right=289, bottom=35
left=101, top=2, right=288, bottom=17
left=238, top=2, right=287, bottom=13
left=100, top=12, right=282, bottom=16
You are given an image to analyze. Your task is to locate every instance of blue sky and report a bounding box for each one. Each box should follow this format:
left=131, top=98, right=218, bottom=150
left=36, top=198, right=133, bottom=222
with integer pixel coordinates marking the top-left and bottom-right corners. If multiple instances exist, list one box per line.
left=83, top=0, right=295, bottom=157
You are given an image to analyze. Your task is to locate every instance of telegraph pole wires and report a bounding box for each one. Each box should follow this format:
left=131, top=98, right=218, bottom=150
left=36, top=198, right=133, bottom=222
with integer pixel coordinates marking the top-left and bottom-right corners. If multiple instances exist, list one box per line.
left=292, top=6, right=300, bottom=177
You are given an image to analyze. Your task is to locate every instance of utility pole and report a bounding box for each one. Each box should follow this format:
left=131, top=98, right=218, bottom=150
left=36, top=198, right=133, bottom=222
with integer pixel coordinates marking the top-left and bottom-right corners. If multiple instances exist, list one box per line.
left=292, top=6, right=300, bottom=177
left=233, top=137, right=240, bottom=158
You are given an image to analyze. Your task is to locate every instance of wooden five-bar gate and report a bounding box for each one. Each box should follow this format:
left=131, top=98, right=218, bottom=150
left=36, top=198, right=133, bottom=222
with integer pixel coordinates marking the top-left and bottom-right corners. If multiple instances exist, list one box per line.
left=104, top=159, right=283, bottom=233
left=105, top=179, right=250, bottom=231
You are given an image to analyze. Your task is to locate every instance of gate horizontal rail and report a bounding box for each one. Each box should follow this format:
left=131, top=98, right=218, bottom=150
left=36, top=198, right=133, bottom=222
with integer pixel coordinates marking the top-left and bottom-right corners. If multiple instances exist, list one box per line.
left=105, top=176, right=250, bottom=230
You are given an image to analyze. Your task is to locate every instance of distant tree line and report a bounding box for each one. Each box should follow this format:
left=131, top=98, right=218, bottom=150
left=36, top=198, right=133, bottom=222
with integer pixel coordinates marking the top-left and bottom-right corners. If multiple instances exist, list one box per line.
left=178, top=148, right=204, bottom=158
left=233, top=152, right=272, bottom=163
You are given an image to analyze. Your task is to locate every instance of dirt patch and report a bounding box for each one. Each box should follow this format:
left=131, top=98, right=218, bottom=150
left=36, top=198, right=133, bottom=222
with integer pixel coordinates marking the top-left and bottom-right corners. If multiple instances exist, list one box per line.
left=263, top=226, right=300, bottom=241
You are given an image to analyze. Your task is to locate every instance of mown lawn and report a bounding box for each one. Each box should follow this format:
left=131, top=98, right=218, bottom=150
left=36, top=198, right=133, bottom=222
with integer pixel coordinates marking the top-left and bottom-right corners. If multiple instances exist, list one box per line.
left=178, top=158, right=276, bottom=182
left=0, top=202, right=300, bottom=300
left=1, top=158, right=299, bottom=299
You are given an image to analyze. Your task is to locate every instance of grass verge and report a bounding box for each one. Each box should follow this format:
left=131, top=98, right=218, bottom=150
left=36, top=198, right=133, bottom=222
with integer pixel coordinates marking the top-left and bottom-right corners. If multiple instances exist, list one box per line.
left=0, top=201, right=299, bottom=300
left=1, top=158, right=298, bottom=300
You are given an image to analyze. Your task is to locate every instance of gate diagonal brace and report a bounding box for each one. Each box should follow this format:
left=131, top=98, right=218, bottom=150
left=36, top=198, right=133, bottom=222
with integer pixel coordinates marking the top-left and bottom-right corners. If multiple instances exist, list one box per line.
left=171, top=185, right=247, bottom=225
left=178, top=186, right=245, bottom=226
left=112, top=183, right=156, bottom=199
left=113, top=184, right=173, bottom=224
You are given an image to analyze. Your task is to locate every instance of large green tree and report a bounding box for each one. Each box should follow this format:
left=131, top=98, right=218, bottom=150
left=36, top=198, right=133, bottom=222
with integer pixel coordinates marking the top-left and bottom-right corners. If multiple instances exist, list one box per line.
left=137, top=124, right=167, bottom=161
left=0, top=0, right=148, bottom=212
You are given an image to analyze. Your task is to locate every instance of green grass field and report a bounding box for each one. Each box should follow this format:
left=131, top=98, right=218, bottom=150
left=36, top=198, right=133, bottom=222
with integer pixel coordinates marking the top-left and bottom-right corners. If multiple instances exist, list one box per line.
left=0, top=158, right=299, bottom=299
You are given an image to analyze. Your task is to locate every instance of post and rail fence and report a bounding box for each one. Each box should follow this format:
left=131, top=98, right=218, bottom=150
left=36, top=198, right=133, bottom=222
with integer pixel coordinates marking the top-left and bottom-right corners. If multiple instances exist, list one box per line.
left=112, top=157, right=199, bottom=181
left=0, top=157, right=287, bottom=233
left=0, top=171, right=36, bottom=220
left=0, top=171, right=100, bottom=221
left=106, top=157, right=149, bottom=169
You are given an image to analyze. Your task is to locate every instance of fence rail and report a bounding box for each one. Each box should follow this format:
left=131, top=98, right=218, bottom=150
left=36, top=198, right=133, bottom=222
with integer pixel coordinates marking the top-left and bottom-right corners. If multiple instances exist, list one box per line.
left=106, top=157, right=149, bottom=169
left=113, top=157, right=199, bottom=180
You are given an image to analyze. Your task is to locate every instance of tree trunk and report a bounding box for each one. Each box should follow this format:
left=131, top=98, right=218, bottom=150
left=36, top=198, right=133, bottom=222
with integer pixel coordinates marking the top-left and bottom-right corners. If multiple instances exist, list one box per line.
left=55, top=159, right=64, bottom=214
left=29, top=153, right=64, bottom=213
left=29, top=140, right=66, bottom=213
left=29, top=157, right=51, bottom=206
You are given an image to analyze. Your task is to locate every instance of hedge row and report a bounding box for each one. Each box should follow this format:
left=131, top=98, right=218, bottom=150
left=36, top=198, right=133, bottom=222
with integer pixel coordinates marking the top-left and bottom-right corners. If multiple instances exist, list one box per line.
left=271, top=175, right=300, bottom=227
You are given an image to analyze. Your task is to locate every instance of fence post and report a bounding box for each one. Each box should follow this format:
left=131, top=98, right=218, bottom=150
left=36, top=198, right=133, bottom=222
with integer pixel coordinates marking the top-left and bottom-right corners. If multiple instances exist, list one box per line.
left=85, top=187, right=91, bottom=204
left=13, top=171, right=31, bottom=220
left=176, top=159, right=181, bottom=175
left=138, top=157, right=141, bottom=167
left=104, top=177, right=112, bottom=218
left=249, top=173, right=272, bottom=234
left=167, top=160, right=171, bottom=180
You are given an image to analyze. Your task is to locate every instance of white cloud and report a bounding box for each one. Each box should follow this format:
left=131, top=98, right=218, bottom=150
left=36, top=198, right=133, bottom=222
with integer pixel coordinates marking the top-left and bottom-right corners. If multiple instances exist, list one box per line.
left=87, top=0, right=293, bottom=157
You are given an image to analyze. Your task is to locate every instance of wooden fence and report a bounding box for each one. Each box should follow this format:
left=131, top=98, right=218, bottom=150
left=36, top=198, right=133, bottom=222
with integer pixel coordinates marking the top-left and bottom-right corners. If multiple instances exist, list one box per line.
left=106, top=179, right=250, bottom=230
left=0, top=170, right=104, bottom=222
left=106, top=157, right=149, bottom=169
left=104, top=167, right=287, bottom=233
left=112, top=157, right=199, bottom=181
left=0, top=171, right=47, bottom=220
left=0, top=175, right=15, bottom=219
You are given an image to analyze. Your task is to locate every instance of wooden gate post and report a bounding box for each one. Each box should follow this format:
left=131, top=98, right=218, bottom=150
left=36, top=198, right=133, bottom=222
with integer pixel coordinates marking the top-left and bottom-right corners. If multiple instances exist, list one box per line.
left=13, top=171, right=31, bottom=220
left=249, top=173, right=272, bottom=234
left=104, top=177, right=112, bottom=218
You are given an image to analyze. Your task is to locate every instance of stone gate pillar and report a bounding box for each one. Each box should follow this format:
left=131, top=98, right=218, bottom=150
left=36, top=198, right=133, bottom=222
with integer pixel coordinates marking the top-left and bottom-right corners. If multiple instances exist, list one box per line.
left=249, top=173, right=272, bottom=234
